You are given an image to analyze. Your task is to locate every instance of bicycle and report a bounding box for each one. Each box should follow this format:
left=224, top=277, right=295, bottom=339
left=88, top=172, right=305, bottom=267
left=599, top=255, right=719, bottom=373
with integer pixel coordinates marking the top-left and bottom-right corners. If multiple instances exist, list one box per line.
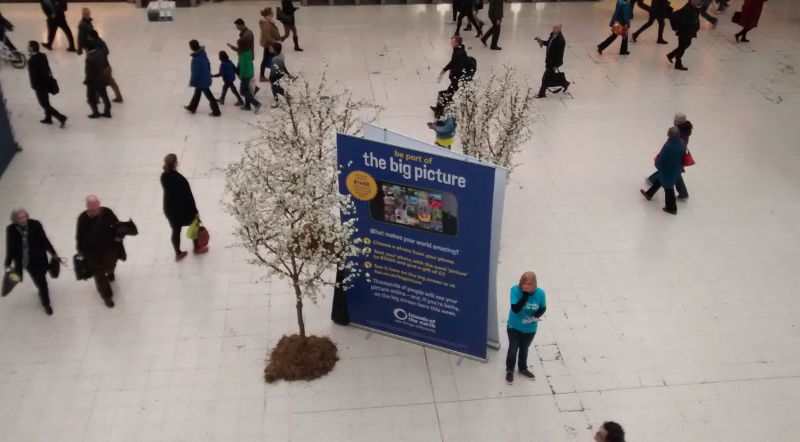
left=0, top=35, right=26, bottom=69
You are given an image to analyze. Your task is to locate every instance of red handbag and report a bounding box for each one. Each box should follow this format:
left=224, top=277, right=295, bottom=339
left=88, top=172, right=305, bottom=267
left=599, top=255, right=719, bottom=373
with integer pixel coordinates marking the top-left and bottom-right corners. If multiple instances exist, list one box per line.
left=683, top=150, right=696, bottom=167
left=197, top=226, right=210, bottom=248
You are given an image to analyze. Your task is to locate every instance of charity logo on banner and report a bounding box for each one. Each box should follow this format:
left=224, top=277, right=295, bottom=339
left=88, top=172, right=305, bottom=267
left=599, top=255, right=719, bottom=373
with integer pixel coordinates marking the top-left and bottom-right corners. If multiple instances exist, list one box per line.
left=337, top=134, right=497, bottom=360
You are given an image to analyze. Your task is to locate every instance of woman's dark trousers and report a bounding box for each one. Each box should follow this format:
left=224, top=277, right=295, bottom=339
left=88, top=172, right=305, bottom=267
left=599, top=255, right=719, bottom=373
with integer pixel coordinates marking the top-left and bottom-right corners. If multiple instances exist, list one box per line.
left=598, top=33, right=629, bottom=54
left=171, top=226, right=198, bottom=254
left=281, top=24, right=301, bottom=50
left=506, top=328, right=536, bottom=372
left=456, top=12, right=481, bottom=36
left=260, top=49, right=274, bottom=78
left=644, top=177, right=679, bottom=212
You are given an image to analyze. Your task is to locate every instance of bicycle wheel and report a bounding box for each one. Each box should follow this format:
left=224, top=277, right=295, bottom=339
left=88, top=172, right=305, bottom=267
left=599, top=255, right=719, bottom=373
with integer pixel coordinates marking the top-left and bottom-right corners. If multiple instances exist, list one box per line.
left=11, top=51, right=26, bottom=69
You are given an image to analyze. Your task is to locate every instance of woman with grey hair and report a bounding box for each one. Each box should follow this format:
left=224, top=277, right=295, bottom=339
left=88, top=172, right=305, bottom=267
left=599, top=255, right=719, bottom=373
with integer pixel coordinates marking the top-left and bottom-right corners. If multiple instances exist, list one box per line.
left=640, top=127, right=687, bottom=215
left=4, top=208, right=58, bottom=315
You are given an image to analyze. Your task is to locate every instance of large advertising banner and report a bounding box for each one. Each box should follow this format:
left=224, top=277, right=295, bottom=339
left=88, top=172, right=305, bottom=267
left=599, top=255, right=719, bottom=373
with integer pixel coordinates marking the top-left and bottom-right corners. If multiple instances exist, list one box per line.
left=337, top=134, right=497, bottom=360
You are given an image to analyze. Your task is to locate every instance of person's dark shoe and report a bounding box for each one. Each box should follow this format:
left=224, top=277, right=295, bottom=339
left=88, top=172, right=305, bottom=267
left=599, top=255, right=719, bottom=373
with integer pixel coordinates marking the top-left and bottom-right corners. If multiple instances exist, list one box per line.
left=184, top=106, right=195, bottom=114
left=218, top=98, right=225, bottom=105
left=632, top=34, right=639, bottom=43
left=666, top=53, right=674, bottom=64
left=657, top=39, right=669, bottom=44
left=112, top=97, right=123, bottom=103
left=210, top=112, right=221, bottom=117
left=59, top=116, right=67, bottom=128
left=490, top=46, right=502, bottom=51
left=662, top=207, right=677, bottom=215
left=103, top=297, right=115, bottom=308
left=741, top=37, right=750, bottom=43
left=40, top=119, right=53, bottom=125
left=107, top=273, right=115, bottom=282
left=175, top=251, right=188, bottom=262
left=620, top=51, right=631, bottom=55
left=44, top=305, right=53, bottom=316
left=254, top=86, right=261, bottom=95
left=675, top=63, right=688, bottom=71
left=102, top=112, right=112, bottom=118
left=709, top=18, right=718, bottom=27
left=640, top=189, right=653, bottom=201
left=597, top=46, right=603, bottom=55
left=41, top=42, right=52, bottom=50
left=563, top=81, right=571, bottom=93
left=677, top=195, right=689, bottom=201
left=535, top=93, right=546, bottom=99
left=519, top=369, right=536, bottom=380
left=234, top=101, right=244, bottom=107
left=505, top=372, right=514, bottom=385
left=480, top=36, right=487, bottom=47
left=88, top=113, right=101, bottom=119
left=66, top=47, right=76, bottom=52
left=294, top=47, right=303, bottom=52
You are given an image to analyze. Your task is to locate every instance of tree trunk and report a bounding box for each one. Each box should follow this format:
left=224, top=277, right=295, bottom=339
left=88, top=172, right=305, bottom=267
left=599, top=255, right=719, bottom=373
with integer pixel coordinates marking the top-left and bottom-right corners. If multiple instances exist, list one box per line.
left=292, top=278, right=306, bottom=339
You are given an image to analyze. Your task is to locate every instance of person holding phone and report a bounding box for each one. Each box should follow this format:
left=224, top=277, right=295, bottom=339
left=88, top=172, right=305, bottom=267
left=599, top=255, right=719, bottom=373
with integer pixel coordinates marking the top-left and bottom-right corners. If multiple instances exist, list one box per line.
left=505, top=271, right=546, bottom=385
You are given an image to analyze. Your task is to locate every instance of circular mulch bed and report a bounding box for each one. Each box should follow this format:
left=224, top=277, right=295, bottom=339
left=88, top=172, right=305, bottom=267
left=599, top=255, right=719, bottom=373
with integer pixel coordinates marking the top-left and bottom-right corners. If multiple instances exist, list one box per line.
left=264, top=334, right=339, bottom=383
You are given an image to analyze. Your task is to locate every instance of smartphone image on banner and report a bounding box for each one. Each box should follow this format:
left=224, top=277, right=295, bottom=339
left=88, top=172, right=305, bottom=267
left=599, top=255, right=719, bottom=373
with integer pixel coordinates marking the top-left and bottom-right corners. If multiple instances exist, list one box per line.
left=368, top=179, right=459, bottom=236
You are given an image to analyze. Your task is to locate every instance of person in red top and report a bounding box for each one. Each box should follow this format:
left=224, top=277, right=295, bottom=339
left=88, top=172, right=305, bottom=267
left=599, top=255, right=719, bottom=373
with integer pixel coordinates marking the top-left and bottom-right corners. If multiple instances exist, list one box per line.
left=735, top=0, right=767, bottom=43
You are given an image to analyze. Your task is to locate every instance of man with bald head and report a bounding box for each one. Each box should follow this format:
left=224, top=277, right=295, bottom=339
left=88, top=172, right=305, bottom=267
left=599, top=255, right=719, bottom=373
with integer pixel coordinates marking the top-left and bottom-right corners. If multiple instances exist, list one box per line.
left=76, top=195, right=123, bottom=307
left=535, top=24, right=569, bottom=98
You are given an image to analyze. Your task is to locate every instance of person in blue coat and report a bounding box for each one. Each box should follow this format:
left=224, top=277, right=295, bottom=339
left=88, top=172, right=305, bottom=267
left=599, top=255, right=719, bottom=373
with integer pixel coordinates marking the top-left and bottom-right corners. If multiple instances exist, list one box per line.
left=640, top=126, right=686, bottom=215
left=213, top=50, right=242, bottom=106
left=185, top=40, right=221, bottom=117
left=597, top=0, right=634, bottom=55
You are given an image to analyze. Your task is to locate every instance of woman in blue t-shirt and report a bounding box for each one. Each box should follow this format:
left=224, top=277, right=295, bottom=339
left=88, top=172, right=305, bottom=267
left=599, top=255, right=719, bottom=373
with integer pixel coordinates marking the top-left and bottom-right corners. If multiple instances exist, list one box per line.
left=505, top=271, right=546, bottom=384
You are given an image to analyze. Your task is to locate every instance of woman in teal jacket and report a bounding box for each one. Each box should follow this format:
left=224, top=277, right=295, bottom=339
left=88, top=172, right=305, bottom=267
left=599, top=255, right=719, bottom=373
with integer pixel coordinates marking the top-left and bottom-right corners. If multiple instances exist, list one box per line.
left=505, top=271, right=546, bottom=385
left=597, top=0, right=634, bottom=55
left=640, top=126, right=686, bottom=215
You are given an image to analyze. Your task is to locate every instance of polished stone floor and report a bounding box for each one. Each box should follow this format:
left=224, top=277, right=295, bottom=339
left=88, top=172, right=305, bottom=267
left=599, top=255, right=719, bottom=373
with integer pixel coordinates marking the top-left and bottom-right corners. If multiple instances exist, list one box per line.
left=0, top=1, right=799, bottom=441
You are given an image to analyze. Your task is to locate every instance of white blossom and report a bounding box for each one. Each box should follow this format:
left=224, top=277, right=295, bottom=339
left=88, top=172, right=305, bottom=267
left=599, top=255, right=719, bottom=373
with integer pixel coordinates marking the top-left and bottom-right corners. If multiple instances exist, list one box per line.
left=224, top=73, right=381, bottom=338
left=447, top=66, right=538, bottom=177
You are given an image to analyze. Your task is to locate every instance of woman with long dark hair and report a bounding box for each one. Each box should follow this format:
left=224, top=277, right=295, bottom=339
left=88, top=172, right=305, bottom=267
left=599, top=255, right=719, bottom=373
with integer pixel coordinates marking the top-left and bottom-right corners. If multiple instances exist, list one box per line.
left=160, top=154, right=207, bottom=261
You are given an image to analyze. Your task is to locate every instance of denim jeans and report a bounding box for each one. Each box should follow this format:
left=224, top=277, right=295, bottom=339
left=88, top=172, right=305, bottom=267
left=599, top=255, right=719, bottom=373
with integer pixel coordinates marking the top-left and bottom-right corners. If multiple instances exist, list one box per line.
left=506, top=327, right=536, bottom=372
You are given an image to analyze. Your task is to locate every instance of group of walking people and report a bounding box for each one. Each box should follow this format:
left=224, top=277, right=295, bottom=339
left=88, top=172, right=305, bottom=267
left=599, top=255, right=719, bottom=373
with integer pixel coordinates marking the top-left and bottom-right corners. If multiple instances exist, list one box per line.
left=597, top=0, right=769, bottom=71
left=184, top=8, right=299, bottom=117
left=3, top=154, right=206, bottom=315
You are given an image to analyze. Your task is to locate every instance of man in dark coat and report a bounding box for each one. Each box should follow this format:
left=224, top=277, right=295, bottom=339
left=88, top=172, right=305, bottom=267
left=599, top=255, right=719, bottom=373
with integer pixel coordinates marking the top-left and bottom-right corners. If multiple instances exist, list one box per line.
left=185, top=40, right=221, bottom=117
left=667, top=0, right=701, bottom=71
left=76, top=195, right=122, bottom=308
left=87, top=29, right=123, bottom=103
left=27, top=41, right=67, bottom=127
left=84, top=40, right=111, bottom=118
left=641, top=126, right=687, bottom=214
left=431, top=35, right=469, bottom=115
left=632, top=0, right=672, bottom=44
left=40, top=0, right=75, bottom=52
left=535, top=25, right=569, bottom=98
left=480, top=0, right=503, bottom=50
left=76, top=7, right=93, bottom=55
left=4, top=208, right=58, bottom=315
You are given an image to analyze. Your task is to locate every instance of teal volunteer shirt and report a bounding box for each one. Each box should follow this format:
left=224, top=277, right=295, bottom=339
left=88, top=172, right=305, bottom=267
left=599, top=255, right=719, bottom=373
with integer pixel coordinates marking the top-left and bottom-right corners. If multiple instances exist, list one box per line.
left=507, top=285, right=546, bottom=333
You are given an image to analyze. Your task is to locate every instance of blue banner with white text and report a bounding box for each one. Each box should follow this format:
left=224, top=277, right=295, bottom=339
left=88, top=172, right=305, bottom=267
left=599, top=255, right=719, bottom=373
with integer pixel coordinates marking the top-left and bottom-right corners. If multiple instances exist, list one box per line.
left=337, top=134, right=496, bottom=360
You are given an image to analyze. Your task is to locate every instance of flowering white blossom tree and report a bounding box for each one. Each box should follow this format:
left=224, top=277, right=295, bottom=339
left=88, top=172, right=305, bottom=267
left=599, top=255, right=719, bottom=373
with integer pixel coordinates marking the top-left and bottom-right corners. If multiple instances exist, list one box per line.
left=224, top=74, right=380, bottom=339
left=447, top=66, right=537, bottom=176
